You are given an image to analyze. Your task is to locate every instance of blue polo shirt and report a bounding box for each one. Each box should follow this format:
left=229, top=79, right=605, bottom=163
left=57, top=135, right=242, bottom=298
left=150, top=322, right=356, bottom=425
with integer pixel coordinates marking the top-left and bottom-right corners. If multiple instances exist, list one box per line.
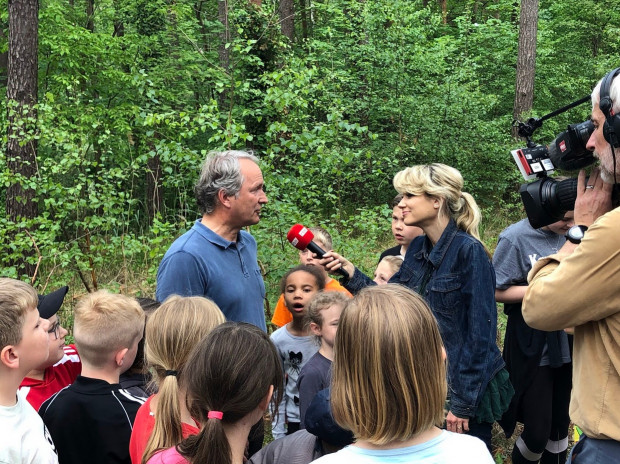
left=155, top=220, right=267, bottom=331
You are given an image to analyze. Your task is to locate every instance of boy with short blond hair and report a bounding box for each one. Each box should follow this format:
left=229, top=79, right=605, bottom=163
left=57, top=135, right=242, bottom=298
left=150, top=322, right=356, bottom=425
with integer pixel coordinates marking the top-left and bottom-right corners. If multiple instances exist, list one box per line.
left=0, top=278, right=58, bottom=463
left=39, top=290, right=146, bottom=464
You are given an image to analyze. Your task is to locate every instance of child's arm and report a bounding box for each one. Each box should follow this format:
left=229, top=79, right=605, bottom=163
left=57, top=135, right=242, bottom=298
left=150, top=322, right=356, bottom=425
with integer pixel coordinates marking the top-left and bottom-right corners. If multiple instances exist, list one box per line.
left=269, top=331, right=287, bottom=440
left=297, top=363, right=323, bottom=428
left=270, top=375, right=287, bottom=440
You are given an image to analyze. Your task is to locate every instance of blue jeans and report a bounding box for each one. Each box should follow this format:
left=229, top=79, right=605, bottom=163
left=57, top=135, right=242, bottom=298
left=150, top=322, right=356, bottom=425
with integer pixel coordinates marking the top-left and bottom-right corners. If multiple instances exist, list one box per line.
left=569, top=435, right=620, bottom=463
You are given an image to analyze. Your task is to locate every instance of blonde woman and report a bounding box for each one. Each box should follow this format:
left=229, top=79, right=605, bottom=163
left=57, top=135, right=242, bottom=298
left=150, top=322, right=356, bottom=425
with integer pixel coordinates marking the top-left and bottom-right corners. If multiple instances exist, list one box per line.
left=314, top=285, right=493, bottom=463
left=129, top=296, right=226, bottom=464
left=322, top=163, right=512, bottom=451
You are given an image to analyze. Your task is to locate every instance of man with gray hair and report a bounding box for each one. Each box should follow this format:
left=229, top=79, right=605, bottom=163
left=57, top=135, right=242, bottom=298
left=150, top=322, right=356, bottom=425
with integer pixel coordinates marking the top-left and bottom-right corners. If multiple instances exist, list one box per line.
left=156, top=150, right=268, bottom=331
left=522, top=69, right=620, bottom=462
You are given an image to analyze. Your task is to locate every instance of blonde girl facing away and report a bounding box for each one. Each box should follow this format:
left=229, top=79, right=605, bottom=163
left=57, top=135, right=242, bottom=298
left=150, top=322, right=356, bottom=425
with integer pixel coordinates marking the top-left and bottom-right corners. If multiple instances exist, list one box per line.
left=313, top=285, right=494, bottom=464
left=129, top=295, right=226, bottom=464
left=146, top=322, right=283, bottom=464
left=321, top=163, right=513, bottom=451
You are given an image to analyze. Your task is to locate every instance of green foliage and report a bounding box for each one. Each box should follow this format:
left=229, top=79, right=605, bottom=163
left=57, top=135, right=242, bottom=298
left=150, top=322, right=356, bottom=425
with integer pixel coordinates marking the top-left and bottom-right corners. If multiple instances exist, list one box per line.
left=1, top=0, right=620, bottom=303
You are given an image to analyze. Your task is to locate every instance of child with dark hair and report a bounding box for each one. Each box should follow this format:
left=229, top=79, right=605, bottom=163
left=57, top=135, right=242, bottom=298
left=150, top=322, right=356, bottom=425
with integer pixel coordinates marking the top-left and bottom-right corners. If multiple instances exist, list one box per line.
left=271, top=227, right=351, bottom=328
left=146, top=322, right=283, bottom=464
left=270, top=265, right=325, bottom=439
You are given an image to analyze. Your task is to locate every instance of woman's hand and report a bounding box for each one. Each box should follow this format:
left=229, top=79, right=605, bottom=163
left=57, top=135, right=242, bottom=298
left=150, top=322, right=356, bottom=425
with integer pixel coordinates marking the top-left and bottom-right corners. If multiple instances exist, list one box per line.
left=446, top=411, right=469, bottom=434
left=318, top=251, right=355, bottom=279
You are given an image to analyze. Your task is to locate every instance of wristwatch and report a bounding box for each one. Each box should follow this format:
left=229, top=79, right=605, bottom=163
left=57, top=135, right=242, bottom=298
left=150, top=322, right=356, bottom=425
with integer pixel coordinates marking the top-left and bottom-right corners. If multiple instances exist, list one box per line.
left=566, top=225, right=588, bottom=244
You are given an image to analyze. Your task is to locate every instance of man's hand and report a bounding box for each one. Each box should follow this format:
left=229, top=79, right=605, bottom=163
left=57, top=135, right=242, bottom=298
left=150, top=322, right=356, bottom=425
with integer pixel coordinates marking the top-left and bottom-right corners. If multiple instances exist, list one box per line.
left=574, top=168, right=613, bottom=227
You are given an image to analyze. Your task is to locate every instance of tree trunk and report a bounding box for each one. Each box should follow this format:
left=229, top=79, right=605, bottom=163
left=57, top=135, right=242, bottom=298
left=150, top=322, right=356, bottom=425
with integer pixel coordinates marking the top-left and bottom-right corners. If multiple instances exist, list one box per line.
left=440, top=0, right=447, bottom=24
left=146, top=152, right=162, bottom=220
left=7, top=0, right=39, bottom=278
left=218, top=0, right=230, bottom=72
left=86, top=0, right=94, bottom=31
left=299, top=0, right=308, bottom=40
left=279, top=0, right=295, bottom=41
left=513, top=0, right=539, bottom=138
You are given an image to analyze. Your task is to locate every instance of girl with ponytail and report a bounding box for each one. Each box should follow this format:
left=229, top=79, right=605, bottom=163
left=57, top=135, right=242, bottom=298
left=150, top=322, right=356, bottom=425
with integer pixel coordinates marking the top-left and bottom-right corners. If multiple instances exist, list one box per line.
left=130, top=295, right=225, bottom=464
left=146, top=322, right=283, bottom=464
left=320, top=163, right=513, bottom=451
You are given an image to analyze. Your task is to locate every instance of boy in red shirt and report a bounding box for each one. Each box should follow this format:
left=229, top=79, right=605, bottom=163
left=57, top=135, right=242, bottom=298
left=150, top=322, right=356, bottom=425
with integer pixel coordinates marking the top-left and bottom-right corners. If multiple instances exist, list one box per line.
left=19, top=286, right=81, bottom=410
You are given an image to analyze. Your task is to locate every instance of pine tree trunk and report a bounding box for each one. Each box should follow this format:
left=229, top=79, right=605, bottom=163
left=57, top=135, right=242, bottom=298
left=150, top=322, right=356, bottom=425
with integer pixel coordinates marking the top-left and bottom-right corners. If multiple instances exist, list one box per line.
left=513, top=0, right=539, bottom=138
left=279, top=0, right=295, bottom=41
left=7, top=0, right=39, bottom=277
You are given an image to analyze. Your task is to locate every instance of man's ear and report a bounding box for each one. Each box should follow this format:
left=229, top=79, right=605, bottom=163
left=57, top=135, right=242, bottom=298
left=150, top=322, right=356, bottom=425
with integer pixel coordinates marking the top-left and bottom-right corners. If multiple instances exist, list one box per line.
left=0, top=345, right=19, bottom=370
left=217, top=189, right=232, bottom=209
left=114, top=347, right=129, bottom=368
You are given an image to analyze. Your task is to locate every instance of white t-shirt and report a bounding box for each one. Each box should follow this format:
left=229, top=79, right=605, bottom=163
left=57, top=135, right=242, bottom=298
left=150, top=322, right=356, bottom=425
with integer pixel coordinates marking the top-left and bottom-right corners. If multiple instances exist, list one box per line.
left=0, top=393, right=58, bottom=464
left=312, top=430, right=493, bottom=464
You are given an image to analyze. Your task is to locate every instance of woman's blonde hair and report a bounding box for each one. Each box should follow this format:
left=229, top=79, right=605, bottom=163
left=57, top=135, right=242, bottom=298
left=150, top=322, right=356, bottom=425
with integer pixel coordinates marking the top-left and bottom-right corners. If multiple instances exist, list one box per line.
left=331, top=284, right=446, bottom=445
left=141, top=295, right=226, bottom=464
left=393, top=163, right=482, bottom=241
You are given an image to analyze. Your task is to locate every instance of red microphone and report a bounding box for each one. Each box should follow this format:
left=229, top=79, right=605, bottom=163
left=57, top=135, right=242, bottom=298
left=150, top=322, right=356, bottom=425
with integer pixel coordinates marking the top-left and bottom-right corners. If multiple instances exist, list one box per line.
left=287, top=224, right=349, bottom=278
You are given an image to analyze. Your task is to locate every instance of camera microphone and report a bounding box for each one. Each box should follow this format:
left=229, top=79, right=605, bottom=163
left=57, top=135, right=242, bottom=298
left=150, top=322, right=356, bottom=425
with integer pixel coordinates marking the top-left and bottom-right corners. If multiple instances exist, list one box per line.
left=287, top=224, right=350, bottom=279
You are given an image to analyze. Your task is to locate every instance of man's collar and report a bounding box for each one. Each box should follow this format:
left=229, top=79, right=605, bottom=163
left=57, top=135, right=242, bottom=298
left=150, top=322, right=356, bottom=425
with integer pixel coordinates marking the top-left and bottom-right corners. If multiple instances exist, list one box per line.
left=194, top=220, right=242, bottom=249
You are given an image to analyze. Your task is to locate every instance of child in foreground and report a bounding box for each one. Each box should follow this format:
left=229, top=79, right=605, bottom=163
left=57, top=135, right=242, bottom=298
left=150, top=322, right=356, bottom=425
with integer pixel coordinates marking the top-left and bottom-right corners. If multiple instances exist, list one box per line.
left=271, top=227, right=350, bottom=327
left=39, top=290, right=146, bottom=464
left=313, top=284, right=494, bottom=464
left=130, top=295, right=225, bottom=464
left=297, top=291, right=348, bottom=426
left=270, top=264, right=325, bottom=439
left=0, top=278, right=58, bottom=464
left=19, top=286, right=82, bottom=411
left=146, top=322, right=283, bottom=464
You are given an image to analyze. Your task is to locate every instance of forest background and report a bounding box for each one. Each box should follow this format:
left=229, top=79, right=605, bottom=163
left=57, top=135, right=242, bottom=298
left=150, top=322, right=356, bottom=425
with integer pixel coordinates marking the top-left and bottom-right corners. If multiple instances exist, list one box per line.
left=2, top=0, right=619, bottom=317
left=2, top=0, right=620, bottom=315
left=2, top=0, right=619, bottom=459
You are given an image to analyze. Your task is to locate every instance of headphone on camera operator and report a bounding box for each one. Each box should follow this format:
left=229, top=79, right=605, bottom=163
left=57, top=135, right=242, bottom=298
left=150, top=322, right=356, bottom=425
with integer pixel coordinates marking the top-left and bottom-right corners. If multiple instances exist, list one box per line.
left=566, top=67, right=620, bottom=244
left=599, top=67, right=620, bottom=149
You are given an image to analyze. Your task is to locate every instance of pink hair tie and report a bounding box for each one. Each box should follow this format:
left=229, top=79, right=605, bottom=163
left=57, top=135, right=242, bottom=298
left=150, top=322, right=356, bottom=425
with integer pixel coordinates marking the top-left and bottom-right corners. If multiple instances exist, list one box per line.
left=207, top=411, right=223, bottom=420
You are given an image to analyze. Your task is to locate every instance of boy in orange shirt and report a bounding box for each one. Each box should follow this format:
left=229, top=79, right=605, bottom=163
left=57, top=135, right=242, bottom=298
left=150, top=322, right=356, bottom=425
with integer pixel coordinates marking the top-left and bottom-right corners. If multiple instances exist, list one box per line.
left=271, top=227, right=350, bottom=327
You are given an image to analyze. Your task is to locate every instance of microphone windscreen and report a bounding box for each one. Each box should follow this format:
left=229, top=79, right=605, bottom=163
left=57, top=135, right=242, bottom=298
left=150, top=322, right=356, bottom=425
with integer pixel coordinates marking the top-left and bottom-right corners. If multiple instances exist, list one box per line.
left=287, top=224, right=314, bottom=250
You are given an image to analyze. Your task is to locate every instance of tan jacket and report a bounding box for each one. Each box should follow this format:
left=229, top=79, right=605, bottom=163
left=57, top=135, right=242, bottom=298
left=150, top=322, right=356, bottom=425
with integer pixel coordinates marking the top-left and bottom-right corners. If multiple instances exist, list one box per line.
left=523, top=206, right=620, bottom=441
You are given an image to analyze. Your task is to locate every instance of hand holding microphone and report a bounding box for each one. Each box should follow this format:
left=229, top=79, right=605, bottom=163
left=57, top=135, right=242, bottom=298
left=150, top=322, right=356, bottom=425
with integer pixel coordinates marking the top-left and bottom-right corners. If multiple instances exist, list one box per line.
left=287, top=224, right=352, bottom=279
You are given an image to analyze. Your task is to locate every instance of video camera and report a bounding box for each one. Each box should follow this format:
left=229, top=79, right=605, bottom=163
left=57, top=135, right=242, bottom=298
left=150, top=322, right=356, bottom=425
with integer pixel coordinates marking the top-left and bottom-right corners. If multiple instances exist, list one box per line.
left=512, top=96, right=595, bottom=228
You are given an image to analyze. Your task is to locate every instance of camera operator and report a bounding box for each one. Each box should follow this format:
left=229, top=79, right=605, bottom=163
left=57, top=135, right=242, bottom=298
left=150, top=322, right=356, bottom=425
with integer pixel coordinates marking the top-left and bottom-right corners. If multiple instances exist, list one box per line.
left=522, top=70, right=620, bottom=462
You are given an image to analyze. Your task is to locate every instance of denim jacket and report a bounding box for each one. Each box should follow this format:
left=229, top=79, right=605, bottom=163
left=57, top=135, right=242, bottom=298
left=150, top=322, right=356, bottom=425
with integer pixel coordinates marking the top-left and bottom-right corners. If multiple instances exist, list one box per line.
left=346, top=219, right=504, bottom=419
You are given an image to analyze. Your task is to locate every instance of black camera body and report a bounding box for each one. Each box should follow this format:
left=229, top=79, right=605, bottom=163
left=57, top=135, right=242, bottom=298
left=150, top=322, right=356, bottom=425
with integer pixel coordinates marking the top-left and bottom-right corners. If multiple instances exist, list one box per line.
left=513, top=120, right=595, bottom=229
